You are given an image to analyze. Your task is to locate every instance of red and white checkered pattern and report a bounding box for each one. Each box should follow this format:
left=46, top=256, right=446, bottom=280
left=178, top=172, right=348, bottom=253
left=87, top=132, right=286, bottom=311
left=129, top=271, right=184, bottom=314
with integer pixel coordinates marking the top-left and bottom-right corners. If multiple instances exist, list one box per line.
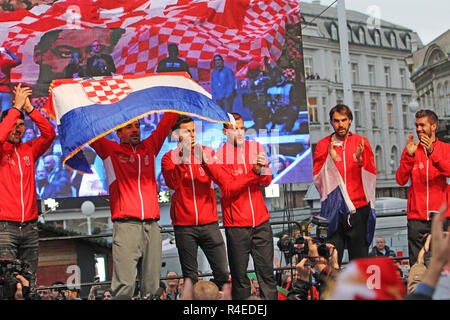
left=1, top=0, right=301, bottom=89
left=81, top=78, right=132, bottom=104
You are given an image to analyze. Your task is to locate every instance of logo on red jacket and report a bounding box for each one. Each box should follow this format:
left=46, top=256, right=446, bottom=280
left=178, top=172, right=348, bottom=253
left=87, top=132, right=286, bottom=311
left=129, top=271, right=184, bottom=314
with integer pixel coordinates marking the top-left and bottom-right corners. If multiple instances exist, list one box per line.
left=81, top=78, right=132, bottom=104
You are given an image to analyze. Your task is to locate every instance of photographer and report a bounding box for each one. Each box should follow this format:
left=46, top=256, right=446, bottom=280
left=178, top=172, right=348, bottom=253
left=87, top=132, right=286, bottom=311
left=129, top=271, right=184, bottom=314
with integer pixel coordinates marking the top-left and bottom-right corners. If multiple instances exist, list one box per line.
left=286, top=237, right=339, bottom=300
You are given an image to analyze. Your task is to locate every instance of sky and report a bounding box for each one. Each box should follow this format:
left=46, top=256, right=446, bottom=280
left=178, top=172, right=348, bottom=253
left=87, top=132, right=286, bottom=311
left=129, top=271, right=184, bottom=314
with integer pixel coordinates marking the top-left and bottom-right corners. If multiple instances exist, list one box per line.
left=301, top=0, right=450, bottom=45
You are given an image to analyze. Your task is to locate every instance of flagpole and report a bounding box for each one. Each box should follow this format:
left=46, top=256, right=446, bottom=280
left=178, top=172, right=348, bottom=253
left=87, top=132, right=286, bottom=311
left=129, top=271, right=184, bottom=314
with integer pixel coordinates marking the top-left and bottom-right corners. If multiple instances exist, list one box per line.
left=337, top=0, right=354, bottom=108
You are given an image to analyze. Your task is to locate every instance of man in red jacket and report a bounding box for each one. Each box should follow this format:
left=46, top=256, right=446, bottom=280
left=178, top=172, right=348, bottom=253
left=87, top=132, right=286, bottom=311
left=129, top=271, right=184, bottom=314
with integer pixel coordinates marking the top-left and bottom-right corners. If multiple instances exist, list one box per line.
left=202, top=112, right=277, bottom=300
left=89, top=112, right=179, bottom=299
left=313, top=104, right=376, bottom=266
left=0, top=84, right=55, bottom=295
left=161, top=115, right=229, bottom=290
left=396, top=109, right=450, bottom=266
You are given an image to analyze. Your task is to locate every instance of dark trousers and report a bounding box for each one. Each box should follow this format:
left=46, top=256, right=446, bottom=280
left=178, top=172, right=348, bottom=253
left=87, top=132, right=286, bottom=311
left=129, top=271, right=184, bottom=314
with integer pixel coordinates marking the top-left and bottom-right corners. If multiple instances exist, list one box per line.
left=225, top=221, right=277, bottom=300
left=174, top=222, right=229, bottom=288
left=407, top=219, right=432, bottom=266
left=328, top=205, right=370, bottom=267
left=0, top=220, right=39, bottom=295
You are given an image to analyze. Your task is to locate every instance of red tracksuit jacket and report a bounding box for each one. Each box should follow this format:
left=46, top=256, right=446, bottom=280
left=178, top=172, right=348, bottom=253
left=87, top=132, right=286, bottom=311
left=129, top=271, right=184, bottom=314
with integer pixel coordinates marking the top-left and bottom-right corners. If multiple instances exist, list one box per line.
left=396, top=138, right=450, bottom=220
left=0, top=108, right=55, bottom=222
left=161, top=145, right=218, bottom=226
left=203, top=140, right=272, bottom=227
left=313, top=132, right=375, bottom=209
left=90, top=112, right=178, bottom=221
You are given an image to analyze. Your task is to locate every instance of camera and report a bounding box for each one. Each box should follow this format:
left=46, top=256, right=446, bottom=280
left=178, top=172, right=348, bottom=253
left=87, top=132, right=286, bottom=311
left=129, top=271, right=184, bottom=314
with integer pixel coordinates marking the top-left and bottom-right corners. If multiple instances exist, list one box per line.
left=277, top=215, right=330, bottom=261
left=0, top=258, right=32, bottom=300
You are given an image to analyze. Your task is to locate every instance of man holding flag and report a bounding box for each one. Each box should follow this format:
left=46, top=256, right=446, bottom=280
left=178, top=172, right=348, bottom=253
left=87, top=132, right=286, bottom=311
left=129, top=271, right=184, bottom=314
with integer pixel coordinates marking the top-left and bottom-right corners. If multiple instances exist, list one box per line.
left=313, top=104, right=377, bottom=267
left=89, top=112, right=179, bottom=299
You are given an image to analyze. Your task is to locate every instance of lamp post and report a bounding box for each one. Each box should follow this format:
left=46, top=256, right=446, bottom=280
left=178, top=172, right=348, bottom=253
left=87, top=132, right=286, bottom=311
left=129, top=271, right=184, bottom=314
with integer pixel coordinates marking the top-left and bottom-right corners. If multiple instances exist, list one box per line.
left=81, top=200, right=95, bottom=235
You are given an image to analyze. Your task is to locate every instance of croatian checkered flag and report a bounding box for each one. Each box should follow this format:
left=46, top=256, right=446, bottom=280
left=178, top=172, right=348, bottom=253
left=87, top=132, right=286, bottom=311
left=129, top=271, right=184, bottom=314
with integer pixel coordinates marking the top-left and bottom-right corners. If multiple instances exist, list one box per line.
left=47, top=73, right=230, bottom=173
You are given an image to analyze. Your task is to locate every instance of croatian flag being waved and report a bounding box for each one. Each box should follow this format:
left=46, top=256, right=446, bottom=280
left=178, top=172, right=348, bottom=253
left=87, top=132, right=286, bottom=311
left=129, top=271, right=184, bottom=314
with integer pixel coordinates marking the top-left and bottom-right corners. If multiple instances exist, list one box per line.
left=46, top=72, right=230, bottom=173
left=313, top=147, right=377, bottom=244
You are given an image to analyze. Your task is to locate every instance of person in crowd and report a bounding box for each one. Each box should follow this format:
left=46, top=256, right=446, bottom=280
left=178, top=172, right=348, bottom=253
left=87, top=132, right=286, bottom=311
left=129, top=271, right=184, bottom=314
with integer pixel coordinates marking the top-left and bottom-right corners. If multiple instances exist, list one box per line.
left=64, top=52, right=85, bottom=78
left=369, top=236, right=397, bottom=257
left=313, top=104, right=377, bottom=267
left=88, top=111, right=178, bottom=299
left=286, top=238, right=339, bottom=300
left=406, top=205, right=449, bottom=300
left=201, top=112, right=277, bottom=300
left=35, top=164, right=58, bottom=199
left=161, top=115, right=229, bottom=290
left=156, top=43, right=191, bottom=77
left=0, top=84, right=55, bottom=296
left=211, top=54, right=235, bottom=113
left=165, top=271, right=181, bottom=300
left=43, top=154, right=73, bottom=197
left=396, top=109, right=450, bottom=266
left=23, top=127, right=36, bottom=143
left=85, top=39, right=116, bottom=77
left=0, top=46, right=21, bottom=112
left=36, top=286, right=51, bottom=300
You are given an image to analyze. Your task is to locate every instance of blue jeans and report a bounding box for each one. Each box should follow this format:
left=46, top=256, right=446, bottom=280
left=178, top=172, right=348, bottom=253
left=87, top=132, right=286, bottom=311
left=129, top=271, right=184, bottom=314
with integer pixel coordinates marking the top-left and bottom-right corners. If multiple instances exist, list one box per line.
left=0, top=220, right=39, bottom=295
left=0, top=91, right=13, bottom=112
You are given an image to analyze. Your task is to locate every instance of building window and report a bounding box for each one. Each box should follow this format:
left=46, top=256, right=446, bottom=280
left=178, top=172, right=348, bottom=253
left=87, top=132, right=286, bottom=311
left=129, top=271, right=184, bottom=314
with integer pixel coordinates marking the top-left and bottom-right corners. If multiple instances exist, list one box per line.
left=334, top=58, right=341, bottom=83
left=304, top=56, right=313, bottom=78
left=358, top=28, right=365, bottom=44
left=347, top=26, right=352, bottom=42
left=351, top=63, right=359, bottom=85
left=308, top=97, right=319, bottom=123
left=389, top=32, right=397, bottom=48
left=402, top=96, right=410, bottom=129
left=405, top=34, right=411, bottom=50
left=354, top=96, right=362, bottom=128
left=375, top=146, right=383, bottom=174
left=390, top=146, right=398, bottom=175
left=371, top=101, right=378, bottom=128
left=386, top=101, right=393, bottom=128
left=331, top=24, right=338, bottom=40
left=374, top=30, right=381, bottom=46
left=368, top=64, right=376, bottom=86
left=399, top=68, right=407, bottom=89
left=446, top=82, right=450, bottom=116
left=384, top=66, right=392, bottom=87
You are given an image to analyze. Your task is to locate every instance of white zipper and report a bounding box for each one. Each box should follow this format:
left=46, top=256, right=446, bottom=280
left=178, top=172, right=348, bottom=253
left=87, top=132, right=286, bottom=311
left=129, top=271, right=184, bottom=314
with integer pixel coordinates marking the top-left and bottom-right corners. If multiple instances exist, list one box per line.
left=240, top=147, right=255, bottom=228
left=188, top=164, right=199, bottom=226
left=132, top=145, right=145, bottom=220
left=14, top=146, right=25, bottom=223
left=342, top=137, right=348, bottom=187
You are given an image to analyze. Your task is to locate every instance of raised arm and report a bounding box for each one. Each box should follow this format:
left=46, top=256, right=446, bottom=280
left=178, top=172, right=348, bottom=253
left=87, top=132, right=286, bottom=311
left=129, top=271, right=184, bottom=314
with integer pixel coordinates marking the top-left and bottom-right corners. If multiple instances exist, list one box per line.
left=143, top=112, right=179, bottom=155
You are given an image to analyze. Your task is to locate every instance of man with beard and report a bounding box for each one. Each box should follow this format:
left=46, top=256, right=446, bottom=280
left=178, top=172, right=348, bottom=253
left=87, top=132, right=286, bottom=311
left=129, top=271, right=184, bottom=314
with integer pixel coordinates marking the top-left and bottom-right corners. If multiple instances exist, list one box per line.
left=313, top=104, right=376, bottom=266
left=88, top=112, right=179, bottom=299
left=0, top=83, right=55, bottom=295
left=396, top=109, right=450, bottom=266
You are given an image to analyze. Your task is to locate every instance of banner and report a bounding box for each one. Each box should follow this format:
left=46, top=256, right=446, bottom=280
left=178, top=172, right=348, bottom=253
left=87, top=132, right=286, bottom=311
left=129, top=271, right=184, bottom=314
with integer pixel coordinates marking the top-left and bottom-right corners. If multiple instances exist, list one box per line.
left=0, top=0, right=312, bottom=201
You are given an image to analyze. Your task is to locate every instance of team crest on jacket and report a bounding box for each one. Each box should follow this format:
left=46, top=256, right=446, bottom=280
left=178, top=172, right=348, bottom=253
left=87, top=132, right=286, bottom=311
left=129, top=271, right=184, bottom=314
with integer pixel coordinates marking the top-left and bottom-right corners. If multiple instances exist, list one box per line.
left=81, top=78, right=132, bottom=104
left=23, top=156, right=31, bottom=166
